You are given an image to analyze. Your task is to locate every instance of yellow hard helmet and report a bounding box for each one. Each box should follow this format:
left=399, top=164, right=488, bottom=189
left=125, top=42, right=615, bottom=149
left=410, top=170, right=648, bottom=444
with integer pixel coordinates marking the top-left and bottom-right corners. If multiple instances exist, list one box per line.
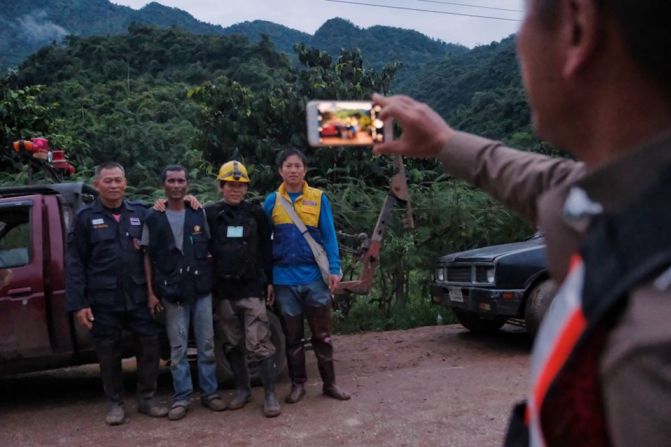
left=217, top=160, right=250, bottom=183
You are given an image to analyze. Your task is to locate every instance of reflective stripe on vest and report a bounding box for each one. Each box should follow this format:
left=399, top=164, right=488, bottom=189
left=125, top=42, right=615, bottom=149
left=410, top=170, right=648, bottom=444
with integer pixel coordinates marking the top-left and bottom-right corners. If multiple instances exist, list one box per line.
left=528, top=254, right=588, bottom=447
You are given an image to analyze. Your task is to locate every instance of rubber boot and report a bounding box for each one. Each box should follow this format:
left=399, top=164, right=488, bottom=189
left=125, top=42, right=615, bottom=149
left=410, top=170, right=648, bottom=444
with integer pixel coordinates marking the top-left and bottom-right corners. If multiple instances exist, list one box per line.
left=283, top=314, right=307, bottom=404
left=136, top=335, right=168, bottom=417
left=306, top=306, right=350, bottom=401
left=227, top=349, right=251, bottom=410
left=260, top=357, right=281, bottom=417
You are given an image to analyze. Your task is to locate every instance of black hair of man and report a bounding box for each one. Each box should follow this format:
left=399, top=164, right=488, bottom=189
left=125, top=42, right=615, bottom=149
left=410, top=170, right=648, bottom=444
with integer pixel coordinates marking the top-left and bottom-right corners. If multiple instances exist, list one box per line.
left=160, top=164, right=188, bottom=184
left=94, top=161, right=125, bottom=179
left=276, top=148, right=308, bottom=168
left=537, top=0, right=671, bottom=87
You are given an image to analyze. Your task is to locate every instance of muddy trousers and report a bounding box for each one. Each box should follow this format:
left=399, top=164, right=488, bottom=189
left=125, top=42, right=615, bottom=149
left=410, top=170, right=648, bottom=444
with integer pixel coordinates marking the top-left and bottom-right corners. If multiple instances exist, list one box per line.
left=284, top=306, right=338, bottom=387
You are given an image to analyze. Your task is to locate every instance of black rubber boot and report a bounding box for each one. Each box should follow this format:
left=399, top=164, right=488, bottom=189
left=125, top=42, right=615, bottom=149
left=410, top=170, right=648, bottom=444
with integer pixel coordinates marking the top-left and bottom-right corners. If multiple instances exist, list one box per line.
left=283, top=313, right=307, bottom=403
left=306, top=306, right=351, bottom=401
left=227, top=349, right=251, bottom=410
left=260, top=357, right=281, bottom=417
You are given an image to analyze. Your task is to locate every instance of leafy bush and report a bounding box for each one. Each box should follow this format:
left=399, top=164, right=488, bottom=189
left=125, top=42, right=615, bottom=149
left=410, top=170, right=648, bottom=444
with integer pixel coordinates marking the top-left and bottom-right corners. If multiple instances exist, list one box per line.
left=333, top=294, right=455, bottom=334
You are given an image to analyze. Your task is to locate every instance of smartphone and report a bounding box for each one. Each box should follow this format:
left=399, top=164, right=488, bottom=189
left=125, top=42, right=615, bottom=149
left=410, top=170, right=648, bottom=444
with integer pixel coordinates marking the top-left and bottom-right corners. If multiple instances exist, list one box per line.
left=306, top=100, right=391, bottom=147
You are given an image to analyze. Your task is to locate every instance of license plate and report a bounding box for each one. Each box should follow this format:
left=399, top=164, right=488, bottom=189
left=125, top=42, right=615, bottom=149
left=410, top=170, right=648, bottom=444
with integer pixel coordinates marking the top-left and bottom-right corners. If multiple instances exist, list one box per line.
left=448, top=287, right=463, bottom=303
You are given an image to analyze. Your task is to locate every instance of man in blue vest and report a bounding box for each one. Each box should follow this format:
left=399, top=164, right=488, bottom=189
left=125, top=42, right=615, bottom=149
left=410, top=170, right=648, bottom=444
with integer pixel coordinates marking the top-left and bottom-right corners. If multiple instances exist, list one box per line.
left=264, top=148, right=351, bottom=404
left=206, top=160, right=281, bottom=417
left=373, top=1, right=671, bottom=445
left=66, top=162, right=168, bottom=425
left=142, top=165, right=225, bottom=421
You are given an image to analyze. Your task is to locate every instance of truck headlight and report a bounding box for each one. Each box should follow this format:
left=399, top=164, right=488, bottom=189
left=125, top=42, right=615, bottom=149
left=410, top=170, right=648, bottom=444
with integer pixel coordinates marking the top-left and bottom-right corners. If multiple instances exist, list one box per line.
left=435, top=268, right=445, bottom=282
left=486, top=268, right=496, bottom=284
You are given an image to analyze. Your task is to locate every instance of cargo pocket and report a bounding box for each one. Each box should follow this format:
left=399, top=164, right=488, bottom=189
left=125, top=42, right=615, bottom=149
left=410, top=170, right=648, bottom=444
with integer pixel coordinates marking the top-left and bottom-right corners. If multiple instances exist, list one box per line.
left=154, top=270, right=182, bottom=303
left=194, top=264, right=213, bottom=296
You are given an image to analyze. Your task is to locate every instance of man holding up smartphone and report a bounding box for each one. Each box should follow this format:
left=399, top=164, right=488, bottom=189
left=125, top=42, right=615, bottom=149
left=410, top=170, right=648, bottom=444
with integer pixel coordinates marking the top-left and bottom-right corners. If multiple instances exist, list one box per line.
left=264, top=148, right=350, bottom=404
left=372, top=1, right=671, bottom=445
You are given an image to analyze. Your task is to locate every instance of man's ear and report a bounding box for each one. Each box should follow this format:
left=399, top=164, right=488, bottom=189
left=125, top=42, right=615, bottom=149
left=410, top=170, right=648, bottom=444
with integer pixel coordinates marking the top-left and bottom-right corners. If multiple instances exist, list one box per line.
left=563, top=0, right=601, bottom=78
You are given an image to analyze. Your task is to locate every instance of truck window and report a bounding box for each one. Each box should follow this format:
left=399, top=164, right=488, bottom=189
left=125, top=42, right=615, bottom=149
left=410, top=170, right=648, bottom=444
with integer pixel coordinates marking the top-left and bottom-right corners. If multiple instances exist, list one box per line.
left=0, top=207, right=31, bottom=268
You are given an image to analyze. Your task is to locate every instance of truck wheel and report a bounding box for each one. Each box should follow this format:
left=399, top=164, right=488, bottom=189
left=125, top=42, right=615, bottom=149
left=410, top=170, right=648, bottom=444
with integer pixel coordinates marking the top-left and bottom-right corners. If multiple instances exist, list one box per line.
left=524, top=279, right=557, bottom=338
left=453, top=309, right=505, bottom=334
left=215, top=310, right=287, bottom=386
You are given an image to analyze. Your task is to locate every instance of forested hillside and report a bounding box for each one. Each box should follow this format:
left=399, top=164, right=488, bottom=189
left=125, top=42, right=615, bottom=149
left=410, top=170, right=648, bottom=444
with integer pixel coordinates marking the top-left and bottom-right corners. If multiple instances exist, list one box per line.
left=1, top=22, right=535, bottom=328
left=0, top=0, right=221, bottom=70
left=1, top=0, right=465, bottom=74
left=9, top=25, right=293, bottom=187
left=396, top=36, right=538, bottom=147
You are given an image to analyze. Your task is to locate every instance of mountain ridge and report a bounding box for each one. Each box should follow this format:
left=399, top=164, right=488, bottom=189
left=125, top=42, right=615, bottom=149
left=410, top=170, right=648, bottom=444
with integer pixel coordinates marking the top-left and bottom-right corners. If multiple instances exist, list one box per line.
left=0, top=0, right=471, bottom=72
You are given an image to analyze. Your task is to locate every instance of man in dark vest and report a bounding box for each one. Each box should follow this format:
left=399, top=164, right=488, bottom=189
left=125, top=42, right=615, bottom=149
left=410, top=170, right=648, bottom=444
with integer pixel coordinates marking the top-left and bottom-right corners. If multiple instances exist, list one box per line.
left=66, top=162, right=168, bottom=425
left=373, top=1, right=671, bottom=445
left=206, top=160, right=281, bottom=418
left=142, top=165, right=225, bottom=420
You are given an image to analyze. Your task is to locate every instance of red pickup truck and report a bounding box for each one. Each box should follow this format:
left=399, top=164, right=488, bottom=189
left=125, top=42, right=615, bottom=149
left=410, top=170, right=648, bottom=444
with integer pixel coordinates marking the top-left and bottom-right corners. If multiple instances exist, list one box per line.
left=0, top=183, right=285, bottom=381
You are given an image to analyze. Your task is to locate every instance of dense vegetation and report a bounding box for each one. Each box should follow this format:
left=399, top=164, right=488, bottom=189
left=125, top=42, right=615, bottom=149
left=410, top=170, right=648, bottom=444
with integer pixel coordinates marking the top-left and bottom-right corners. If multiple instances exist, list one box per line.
left=1, top=0, right=465, bottom=76
left=1, top=18, right=541, bottom=331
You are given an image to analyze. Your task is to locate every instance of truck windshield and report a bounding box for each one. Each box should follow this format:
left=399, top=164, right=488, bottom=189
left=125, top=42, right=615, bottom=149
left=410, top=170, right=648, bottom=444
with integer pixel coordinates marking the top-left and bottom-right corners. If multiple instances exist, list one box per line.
left=0, top=207, right=31, bottom=268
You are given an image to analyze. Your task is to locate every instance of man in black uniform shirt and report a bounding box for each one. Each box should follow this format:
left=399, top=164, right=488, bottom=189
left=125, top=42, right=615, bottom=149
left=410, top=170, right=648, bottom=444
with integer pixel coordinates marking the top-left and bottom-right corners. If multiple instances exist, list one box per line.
left=66, top=162, right=168, bottom=425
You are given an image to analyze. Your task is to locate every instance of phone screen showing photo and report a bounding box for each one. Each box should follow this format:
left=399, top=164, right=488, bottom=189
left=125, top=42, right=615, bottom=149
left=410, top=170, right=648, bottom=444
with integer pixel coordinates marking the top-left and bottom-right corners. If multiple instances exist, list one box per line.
left=317, top=101, right=384, bottom=145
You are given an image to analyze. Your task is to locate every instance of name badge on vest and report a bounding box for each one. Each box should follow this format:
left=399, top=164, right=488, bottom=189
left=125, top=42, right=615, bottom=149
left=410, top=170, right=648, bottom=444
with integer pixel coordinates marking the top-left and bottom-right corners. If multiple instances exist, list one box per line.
left=227, top=226, right=243, bottom=238
left=130, top=217, right=141, bottom=226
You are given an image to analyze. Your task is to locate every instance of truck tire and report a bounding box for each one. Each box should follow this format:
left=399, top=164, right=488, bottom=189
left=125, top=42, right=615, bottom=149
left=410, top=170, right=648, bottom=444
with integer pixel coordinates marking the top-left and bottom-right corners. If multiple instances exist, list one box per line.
left=214, top=310, right=287, bottom=386
left=453, top=309, right=505, bottom=334
left=524, top=279, right=557, bottom=338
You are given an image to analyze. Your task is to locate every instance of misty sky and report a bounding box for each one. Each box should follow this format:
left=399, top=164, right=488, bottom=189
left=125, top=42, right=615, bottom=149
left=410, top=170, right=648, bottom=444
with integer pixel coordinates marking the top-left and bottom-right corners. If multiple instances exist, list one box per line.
left=111, top=0, right=524, bottom=48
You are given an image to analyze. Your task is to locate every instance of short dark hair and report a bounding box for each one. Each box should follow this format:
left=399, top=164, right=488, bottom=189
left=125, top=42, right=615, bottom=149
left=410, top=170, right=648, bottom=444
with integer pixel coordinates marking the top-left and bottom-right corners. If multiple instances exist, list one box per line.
left=607, top=1, right=671, bottom=87
left=160, top=164, right=188, bottom=183
left=536, top=0, right=671, bottom=86
left=276, top=148, right=308, bottom=168
left=94, top=161, right=125, bottom=179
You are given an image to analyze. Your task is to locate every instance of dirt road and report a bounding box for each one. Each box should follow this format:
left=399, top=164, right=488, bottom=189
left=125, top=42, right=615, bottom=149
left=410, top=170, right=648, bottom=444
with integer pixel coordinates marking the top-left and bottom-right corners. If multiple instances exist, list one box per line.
left=0, top=324, right=531, bottom=447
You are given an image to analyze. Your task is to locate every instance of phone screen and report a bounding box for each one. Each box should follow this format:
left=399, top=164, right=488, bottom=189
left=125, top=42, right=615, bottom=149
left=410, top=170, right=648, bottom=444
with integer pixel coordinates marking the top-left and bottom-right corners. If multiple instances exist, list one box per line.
left=307, top=101, right=386, bottom=147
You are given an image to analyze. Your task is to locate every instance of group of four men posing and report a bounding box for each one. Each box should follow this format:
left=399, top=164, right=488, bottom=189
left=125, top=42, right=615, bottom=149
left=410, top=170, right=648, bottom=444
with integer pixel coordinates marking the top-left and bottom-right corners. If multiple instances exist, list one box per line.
left=66, top=148, right=349, bottom=425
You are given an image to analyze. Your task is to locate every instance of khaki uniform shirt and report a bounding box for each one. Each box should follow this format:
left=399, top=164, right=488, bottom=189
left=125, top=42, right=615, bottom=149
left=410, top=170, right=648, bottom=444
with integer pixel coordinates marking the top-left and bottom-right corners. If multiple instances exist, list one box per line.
left=439, top=131, right=671, bottom=447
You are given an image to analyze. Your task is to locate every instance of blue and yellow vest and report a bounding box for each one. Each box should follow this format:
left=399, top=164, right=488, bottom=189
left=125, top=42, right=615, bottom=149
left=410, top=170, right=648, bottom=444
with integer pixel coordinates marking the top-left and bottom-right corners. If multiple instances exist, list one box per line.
left=271, top=182, right=324, bottom=267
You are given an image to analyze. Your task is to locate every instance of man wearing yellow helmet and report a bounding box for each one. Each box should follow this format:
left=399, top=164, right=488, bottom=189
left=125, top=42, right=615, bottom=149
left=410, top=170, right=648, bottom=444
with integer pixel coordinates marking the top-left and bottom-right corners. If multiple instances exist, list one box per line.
left=205, top=160, right=281, bottom=418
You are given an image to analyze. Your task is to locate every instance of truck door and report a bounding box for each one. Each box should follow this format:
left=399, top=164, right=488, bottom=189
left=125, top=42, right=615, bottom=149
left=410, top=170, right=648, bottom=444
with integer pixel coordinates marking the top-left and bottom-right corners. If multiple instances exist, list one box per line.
left=0, top=196, right=52, bottom=364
